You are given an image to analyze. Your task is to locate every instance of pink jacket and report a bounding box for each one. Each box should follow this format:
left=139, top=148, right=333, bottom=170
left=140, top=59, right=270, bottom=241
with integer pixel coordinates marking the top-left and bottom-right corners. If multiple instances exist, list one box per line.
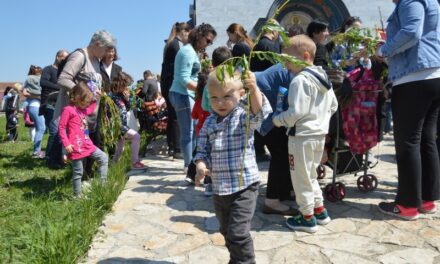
left=58, top=102, right=97, bottom=160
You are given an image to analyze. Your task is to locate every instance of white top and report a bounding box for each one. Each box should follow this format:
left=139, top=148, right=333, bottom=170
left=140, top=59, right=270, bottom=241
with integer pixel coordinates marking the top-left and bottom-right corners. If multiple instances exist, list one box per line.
left=393, top=67, right=440, bottom=86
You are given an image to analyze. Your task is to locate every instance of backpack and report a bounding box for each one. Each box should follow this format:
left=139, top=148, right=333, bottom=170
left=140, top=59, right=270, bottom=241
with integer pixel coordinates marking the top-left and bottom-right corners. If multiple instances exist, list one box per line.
left=57, top=49, right=87, bottom=77
left=341, top=67, right=382, bottom=154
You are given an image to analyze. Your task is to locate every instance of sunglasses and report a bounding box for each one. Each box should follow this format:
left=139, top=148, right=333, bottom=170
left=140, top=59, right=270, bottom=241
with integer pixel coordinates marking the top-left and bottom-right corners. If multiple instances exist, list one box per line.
left=205, top=37, right=213, bottom=46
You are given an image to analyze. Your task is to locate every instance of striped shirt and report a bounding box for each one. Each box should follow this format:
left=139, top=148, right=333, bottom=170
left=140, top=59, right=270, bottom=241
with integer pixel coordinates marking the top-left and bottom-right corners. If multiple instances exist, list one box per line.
left=194, top=96, right=272, bottom=195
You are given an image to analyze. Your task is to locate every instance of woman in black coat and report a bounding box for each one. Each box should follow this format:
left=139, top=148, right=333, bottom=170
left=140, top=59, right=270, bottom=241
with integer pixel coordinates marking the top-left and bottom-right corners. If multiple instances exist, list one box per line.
left=160, top=22, right=191, bottom=157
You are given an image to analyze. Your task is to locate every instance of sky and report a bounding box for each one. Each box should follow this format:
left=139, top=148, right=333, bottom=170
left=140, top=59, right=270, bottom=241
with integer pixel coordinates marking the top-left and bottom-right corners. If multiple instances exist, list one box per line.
left=0, top=0, right=193, bottom=82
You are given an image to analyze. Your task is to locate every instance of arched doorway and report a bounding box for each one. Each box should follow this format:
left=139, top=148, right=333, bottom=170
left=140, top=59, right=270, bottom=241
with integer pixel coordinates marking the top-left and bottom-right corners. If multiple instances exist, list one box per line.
left=251, top=0, right=350, bottom=36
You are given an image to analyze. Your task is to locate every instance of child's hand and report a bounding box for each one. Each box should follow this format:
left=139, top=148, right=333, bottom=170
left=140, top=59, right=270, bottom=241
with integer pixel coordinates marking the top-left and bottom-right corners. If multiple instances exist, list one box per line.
left=65, top=144, right=74, bottom=154
left=242, top=71, right=257, bottom=93
left=195, top=161, right=209, bottom=187
left=122, top=88, right=130, bottom=101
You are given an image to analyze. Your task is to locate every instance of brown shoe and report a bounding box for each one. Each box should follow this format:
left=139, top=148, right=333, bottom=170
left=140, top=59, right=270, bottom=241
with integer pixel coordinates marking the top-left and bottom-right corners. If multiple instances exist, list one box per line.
left=262, top=205, right=299, bottom=216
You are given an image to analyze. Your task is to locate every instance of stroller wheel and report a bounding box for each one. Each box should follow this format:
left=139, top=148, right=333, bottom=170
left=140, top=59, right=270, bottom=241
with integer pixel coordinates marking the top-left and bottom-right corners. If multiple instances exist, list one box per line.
left=317, top=165, right=326, bottom=179
left=357, top=174, right=378, bottom=192
left=324, top=182, right=346, bottom=202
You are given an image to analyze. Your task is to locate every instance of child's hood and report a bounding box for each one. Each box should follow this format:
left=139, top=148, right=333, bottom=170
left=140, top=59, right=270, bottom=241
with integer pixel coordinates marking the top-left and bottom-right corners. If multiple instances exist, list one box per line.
left=300, top=66, right=332, bottom=93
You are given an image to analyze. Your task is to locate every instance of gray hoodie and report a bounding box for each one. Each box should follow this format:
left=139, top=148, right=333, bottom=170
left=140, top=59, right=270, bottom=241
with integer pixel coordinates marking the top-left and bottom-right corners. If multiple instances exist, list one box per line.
left=273, top=65, right=338, bottom=136
left=23, top=75, right=42, bottom=97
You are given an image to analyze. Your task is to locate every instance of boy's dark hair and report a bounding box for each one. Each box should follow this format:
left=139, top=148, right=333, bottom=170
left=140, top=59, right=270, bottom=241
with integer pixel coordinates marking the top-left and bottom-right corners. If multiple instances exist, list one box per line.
left=306, top=20, right=329, bottom=38
left=212, top=46, right=232, bottom=67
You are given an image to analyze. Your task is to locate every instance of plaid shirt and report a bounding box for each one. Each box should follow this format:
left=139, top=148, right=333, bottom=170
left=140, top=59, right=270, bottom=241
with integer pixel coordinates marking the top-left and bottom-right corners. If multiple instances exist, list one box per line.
left=194, top=95, right=272, bottom=195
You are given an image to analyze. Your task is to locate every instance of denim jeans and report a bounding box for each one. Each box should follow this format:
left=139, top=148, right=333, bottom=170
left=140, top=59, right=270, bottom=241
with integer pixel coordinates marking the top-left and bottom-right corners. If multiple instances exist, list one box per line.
left=169, top=91, right=195, bottom=167
left=42, top=104, right=54, bottom=133
left=27, top=102, right=45, bottom=154
left=72, top=148, right=108, bottom=196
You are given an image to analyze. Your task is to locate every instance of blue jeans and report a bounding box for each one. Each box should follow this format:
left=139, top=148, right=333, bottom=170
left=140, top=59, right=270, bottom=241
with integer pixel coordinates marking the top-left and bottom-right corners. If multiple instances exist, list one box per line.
left=46, top=116, right=59, bottom=161
left=43, top=104, right=54, bottom=133
left=27, top=102, right=45, bottom=154
left=169, top=91, right=195, bottom=167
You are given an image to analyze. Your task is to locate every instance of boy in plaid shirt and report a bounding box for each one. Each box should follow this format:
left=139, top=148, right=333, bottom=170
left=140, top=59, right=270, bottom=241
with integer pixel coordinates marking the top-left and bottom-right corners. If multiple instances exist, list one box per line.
left=194, top=70, right=271, bottom=263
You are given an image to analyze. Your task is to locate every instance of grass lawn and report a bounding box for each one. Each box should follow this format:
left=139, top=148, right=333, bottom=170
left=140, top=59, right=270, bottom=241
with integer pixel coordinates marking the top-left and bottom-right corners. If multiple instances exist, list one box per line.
left=0, top=114, right=133, bottom=263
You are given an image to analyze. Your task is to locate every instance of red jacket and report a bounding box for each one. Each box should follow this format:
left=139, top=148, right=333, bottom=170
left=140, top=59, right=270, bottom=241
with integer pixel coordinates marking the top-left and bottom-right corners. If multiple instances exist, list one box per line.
left=192, top=99, right=210, bottom=137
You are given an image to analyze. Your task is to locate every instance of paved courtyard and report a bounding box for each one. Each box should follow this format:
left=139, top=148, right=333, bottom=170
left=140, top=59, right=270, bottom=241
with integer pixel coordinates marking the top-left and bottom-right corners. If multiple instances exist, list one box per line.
left=84, top=134, right=440, bottom=264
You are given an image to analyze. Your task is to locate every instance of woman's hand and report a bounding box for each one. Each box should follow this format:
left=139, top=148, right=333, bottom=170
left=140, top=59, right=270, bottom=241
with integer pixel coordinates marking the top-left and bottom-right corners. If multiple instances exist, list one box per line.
left=22, top=89, right=31, bottom=97
left=227, top=39, right=233, bottom=49
left=95, top=89, right=102, bottom=100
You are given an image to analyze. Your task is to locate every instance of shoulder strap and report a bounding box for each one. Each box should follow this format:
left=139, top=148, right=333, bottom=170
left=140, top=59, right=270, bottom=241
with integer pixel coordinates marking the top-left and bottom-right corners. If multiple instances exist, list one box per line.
left=74, top=48, right=87, bottom=72
left=302, top=68, right=332, bottom=90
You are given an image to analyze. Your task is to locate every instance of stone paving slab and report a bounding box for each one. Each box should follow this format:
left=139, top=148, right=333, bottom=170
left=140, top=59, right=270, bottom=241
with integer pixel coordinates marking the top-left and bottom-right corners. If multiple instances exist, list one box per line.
left=84, top=135, right=440, bottom=264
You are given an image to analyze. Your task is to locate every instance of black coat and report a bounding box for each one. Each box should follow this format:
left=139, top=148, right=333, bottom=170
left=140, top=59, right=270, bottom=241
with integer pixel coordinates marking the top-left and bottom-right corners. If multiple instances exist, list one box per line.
left=100, top=62, right=122, bottom=93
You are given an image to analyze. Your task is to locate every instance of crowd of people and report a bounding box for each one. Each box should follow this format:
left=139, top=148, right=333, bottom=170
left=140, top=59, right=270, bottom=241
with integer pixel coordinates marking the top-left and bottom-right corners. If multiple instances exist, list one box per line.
left=2, top=0, right=440, bottom=262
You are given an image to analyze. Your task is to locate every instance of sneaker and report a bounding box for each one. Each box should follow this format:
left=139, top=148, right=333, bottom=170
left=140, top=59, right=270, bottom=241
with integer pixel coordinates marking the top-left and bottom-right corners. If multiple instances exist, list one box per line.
left=81, top=181, right=92, bottom=192
left=204, top=183, right=213, bottom=196
left=378, top=202, right=419, bottom=220
left=132, top=161, right=147, bottom=170
left=286, top=214, right=318, bottom=233
left=32, top=151, right=45, bottom=159
left=314, top=208, right=331, bottom=225
left=419, top=201, right=437, bottom=214
left=167, top=149, right=174, bottom=157
left=173, top=152, right=183, bottom=159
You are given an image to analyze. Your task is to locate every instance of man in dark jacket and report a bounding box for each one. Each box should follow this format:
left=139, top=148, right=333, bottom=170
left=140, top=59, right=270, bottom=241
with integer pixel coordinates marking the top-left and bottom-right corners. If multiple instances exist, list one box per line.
left=40, top=49, right=68, bottom=168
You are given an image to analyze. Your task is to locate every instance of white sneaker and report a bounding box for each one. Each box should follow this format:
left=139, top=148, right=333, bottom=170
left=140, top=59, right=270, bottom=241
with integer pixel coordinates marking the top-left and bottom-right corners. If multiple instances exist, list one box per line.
left=81, top=181, right=92, bottom=192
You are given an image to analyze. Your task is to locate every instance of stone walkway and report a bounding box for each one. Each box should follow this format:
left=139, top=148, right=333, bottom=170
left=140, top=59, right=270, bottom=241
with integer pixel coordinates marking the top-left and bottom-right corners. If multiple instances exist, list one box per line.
left=84, top=134, right=440, bottom=264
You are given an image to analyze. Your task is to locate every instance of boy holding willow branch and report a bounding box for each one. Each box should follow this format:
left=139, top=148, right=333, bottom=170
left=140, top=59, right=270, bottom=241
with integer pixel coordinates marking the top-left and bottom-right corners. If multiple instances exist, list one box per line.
left=193, top=69, right=271, bottom=263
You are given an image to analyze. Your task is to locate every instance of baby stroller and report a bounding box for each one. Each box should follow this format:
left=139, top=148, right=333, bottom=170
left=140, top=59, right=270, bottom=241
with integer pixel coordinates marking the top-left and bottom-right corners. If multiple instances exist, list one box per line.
left=321, top=66, right=383, bottom=202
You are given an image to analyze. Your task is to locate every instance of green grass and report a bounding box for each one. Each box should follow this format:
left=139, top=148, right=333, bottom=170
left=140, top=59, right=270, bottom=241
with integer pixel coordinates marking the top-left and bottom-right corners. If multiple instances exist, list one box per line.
left=0, top=115, right=136, bottom=263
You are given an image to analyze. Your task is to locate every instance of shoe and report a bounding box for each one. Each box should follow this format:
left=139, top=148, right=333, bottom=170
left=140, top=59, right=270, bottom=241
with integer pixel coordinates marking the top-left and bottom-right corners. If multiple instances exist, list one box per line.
left=286, top=214, right=318, bottom=233
left=168, top=149, right=174, bottom=157
left=81, top=181, right=92, bottom=192
left=314, top=208, right=331, bottom=225
left=204, top=183, right=213, bottom=196
left=173, top=152, right=183, bottom=159
left=262, top=204, right=299, bottom=216
left=419, top=201, right=437, bottom=214
left=32, top=151, right=45, bottom=159
left=377, top=202, right=419, bottom=220
left=132, top=161, right=147, bottom=170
